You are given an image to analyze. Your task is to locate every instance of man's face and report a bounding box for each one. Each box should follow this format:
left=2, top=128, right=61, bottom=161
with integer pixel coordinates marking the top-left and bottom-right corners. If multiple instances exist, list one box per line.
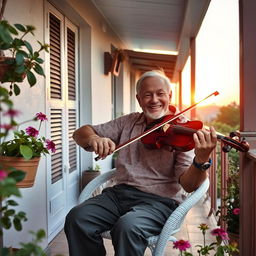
left=136, top=76, right=171, bottom=123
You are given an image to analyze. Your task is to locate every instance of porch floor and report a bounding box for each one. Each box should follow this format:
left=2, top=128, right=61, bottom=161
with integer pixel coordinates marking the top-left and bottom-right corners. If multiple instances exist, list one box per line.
left=46, top=197, right=217, bottom=255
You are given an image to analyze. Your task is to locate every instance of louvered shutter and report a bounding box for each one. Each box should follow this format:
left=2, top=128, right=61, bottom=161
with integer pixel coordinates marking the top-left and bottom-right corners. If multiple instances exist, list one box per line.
left=49, top=13, right=62, bottom=99
left=68, top=109, right=77, bottom=173
left=67, top=28, right=76, bottom=101
left=50, top=109, right=63, bottom=183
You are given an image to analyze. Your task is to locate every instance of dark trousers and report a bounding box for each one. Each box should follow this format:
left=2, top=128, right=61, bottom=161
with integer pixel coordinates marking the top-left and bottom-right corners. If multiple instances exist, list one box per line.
left=64, top=184, right=179, bottom=256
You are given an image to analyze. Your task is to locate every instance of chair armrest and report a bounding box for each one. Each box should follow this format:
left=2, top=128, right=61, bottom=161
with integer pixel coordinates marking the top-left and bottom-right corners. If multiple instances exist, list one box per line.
left=78, top=168, right=117, bottom=204
left=153, top=178, right=210, bottom=256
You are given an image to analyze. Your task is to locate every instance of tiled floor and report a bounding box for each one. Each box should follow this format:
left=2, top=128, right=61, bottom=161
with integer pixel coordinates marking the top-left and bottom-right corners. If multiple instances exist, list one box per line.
left=47, top=197, right=217, bottom=256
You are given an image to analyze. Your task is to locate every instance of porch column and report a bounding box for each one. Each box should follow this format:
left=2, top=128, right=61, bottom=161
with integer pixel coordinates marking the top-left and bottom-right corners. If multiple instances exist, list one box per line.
left=239, top=0, right=256, bottom=255
left=190, top=37, right=196, bottom=119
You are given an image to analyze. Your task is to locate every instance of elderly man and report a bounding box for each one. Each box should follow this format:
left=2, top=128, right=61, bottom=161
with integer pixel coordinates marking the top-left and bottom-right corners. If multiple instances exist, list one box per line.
left=64, top=70, right=217, bottom=256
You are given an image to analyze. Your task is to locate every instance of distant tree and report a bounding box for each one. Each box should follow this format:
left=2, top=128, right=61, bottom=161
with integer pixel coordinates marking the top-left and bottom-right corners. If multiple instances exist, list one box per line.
left=215, top=101, right=240, bottom=127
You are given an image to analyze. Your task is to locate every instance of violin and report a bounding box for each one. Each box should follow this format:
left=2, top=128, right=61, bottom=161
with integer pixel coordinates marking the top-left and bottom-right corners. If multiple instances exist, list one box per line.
left=95, top=91, right=249, bottom=160
left=141, top=117, right=250, bottom=153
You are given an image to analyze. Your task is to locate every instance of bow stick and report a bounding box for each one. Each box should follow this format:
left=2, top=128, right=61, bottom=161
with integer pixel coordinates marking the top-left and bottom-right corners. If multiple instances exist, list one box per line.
left=95, top=91, right=219, bottom=161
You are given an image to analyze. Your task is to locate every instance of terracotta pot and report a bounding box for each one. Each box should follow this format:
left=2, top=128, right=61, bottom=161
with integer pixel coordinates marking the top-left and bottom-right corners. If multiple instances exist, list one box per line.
left=82, top=171, right=100, bottom=189
left=0, top=56, right=26, bottom=82
left=0, top=156, right=40, bottom=188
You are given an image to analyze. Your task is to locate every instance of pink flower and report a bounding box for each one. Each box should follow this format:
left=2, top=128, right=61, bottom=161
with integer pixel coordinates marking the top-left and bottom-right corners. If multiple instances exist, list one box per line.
left=3, top=109, right=21, bottom=117
left=0, top=170, right=7, bottom=181
left=173, top=240, right=191, bottom=251
left=0, top=124, right=14, bottom=131
left=36, top=112, right=48, bottom=121
left=46, top=139, right=56, bottom=153
left=233, top=208, right=240, bottom=215
left=25, top=126, right=39, bottom=137
left=211, top=228, right=229, bottom=240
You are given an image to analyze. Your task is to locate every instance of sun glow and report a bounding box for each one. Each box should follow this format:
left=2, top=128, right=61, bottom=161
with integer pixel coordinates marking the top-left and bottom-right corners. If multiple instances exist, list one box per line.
left=180, top=0, right=239, bottom=108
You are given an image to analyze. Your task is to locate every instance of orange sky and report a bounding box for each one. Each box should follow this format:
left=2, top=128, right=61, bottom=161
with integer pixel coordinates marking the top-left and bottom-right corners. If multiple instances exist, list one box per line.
left=180, top=0, right=239, bottom=107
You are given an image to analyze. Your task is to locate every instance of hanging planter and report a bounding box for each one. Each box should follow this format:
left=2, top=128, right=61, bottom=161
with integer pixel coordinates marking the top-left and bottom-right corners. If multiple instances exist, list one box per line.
left=0, top=56, right=27, bottom=83
left=0, top=156, right=40, bottom=188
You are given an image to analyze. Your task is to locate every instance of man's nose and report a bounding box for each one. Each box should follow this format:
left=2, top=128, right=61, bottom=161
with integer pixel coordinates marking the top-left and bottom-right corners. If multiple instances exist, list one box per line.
left=151, top=94, right=158, bottom=102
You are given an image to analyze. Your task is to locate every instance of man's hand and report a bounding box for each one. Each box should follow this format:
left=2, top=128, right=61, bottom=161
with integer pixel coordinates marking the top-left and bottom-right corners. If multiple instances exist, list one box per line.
left=193, top=126, right=217, bottom=163
left=87, top=135, right=116, bottom=159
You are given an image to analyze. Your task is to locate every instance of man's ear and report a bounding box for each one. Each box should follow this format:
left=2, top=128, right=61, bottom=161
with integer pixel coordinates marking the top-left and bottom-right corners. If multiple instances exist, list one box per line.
left=136, top=94, right=141, bottom=107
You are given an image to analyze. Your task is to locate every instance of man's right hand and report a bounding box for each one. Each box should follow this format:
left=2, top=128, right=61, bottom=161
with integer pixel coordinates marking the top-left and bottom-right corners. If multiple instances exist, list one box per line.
left=87, top=135, right=116, bottom=159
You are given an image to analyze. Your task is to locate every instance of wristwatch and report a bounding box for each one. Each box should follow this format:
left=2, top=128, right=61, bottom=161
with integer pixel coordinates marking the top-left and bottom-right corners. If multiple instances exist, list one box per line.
left=193, top=157, right=212, bottom=171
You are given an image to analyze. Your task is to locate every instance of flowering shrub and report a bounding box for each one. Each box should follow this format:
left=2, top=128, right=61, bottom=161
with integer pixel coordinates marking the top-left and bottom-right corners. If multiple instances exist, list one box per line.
left=0, top=111, right=56, bottom=160
left=216, top=166, right=239, bottom=235
left=173, top=224, right=239, bottom=256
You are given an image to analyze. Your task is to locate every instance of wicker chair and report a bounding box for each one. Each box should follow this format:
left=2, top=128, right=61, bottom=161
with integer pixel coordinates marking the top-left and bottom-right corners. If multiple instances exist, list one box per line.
left=78, top=169, right=210, bottom=256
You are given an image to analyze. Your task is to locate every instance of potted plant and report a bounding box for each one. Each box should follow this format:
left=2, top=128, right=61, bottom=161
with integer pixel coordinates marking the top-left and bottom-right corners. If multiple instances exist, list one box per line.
left=0, top=111, right=56, bottom=188
left=82, top=164, right=101, bottom=189
left=0, top=18, right=49, bottom=96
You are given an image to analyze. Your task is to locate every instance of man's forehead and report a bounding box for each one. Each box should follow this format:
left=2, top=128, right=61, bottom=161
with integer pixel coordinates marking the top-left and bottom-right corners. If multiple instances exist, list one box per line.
left=140, top=77, right=169, bottom=91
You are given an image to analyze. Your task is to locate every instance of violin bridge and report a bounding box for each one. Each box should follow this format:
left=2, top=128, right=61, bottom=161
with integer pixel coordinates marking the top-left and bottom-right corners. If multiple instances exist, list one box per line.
left=163, top=124, right=170, bottom=133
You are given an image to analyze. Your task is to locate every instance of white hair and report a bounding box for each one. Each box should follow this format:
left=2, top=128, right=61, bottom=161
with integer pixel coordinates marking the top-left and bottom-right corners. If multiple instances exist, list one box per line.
left=136, top=70, right=172, bottom=94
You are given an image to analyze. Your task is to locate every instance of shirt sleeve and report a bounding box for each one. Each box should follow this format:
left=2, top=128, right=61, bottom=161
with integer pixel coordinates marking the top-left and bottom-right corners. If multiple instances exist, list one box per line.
left=90, top=114, right=132, bottom=145
left=173, top=149, right=195, bottom=181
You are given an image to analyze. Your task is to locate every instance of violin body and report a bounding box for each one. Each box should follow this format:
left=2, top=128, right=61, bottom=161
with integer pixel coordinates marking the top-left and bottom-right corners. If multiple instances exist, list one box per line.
left=141, top=118, right=203, bottom=151
left=141, top=115, right=249, bottom=153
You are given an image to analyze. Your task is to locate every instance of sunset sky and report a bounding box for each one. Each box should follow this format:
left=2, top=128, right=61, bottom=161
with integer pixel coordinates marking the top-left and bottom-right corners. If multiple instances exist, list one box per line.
left=181, top=0, right=239, bottom=107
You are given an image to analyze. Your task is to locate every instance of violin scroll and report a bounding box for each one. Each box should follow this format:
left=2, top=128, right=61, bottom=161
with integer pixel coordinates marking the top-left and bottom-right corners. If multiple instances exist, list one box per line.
left=220, top=131, right=250, bottom=153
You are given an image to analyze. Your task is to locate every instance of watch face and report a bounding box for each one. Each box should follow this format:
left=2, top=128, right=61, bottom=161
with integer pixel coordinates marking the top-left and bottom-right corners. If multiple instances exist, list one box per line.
left=201, top=162, right=211, bottom=170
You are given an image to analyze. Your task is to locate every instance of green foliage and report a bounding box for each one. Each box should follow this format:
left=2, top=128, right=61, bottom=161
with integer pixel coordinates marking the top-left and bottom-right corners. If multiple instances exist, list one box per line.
left=0, top=229, right=47, bottom=256
left=88, top=164, right=101, bottom=171
left=0, top=20, right=49, bottom=96
left=0, top=129, right=49, bottom=160
left=214, top=102, right=240, bottom=127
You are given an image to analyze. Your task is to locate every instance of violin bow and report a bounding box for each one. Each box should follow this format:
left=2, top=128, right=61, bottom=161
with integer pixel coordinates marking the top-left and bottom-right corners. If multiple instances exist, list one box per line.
left=95, top=91, right=219, bottom=161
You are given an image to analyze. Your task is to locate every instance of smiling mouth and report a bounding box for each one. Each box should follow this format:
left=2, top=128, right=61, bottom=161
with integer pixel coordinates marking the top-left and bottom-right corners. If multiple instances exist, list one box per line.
left=148, top=105, right=162, bottom=111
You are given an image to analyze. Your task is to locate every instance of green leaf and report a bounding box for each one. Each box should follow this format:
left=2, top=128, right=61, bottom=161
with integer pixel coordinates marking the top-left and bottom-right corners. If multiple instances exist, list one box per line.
left=15, top=65, right=26, bottom=74
left=27, top=71, right=37, bottom=86
left=1, top=216, right=11, bottom=229
left=35, top=57, right=44, bottom=64
left=8, top=24, right=18, bottom=35
left=13, top=84, right=21, bottom=96
left=8, top=170, right=26, bottom=182
left=14, top=23, right=26, bottom=32
left=13, top=217, right=22, bottom=231
left=0, top=24, right=13, bottom=44
left=33, top=63, right=45, bottom=77
left=16, top=51, right=25, bottom=65
left=24, top=40, right=33, bottom=54
left=20, top=145, right=33, bottom=160
left=36, top=229, right=46, bottom=239
left=7, top=199, right=19, bottom=206
left=5, top=209, right=15, bottom=216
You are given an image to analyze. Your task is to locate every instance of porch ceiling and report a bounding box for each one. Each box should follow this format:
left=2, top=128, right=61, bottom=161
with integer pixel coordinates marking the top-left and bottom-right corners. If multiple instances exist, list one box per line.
left=91, top=0, right=211, bottom=82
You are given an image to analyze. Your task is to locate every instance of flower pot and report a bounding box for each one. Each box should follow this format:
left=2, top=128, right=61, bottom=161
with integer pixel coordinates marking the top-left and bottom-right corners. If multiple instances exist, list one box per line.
left=82, top=170, right=100, bottom=189
left=0, top=56, right=26, bottom=82
left=0, top=156, right=40, bottom=188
